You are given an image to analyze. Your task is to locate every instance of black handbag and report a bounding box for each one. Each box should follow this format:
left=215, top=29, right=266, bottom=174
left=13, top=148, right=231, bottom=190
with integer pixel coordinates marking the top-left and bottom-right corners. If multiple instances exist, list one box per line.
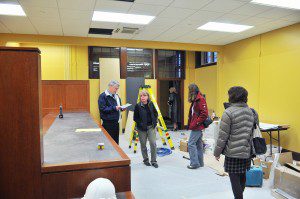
left=252, top=137, right=267, bottom=155
left=250, top=109, right=267, bottom=156
left=203, top=117, right=213, bottom=128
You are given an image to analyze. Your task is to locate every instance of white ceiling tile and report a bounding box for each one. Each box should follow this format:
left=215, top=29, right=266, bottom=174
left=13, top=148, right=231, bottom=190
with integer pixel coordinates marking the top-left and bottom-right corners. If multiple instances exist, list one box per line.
left=88, top=34, right=111, bottom=38
left=215, top=13, right=250, bottom=23
left=117, top=23, right=145, bottom=30
left=128, top=3, right=165, bottom=16
left=213, top=36, right=239, bottom=45
left=111, top=33, right=134, bottom=39
left=158, top=7, right=196, bottom=19
left=23, top=6, right=60, bottom=20
left=58, top=0, right=95, bottom=11
left=170, top=0, right=212, bottom=10
left=239, top=16, right=273, bottom=26
left=256, top=8, right=298, bottom=19
left=201, top=0, right=246, bottom=12
left=90, top=21, right=119, bottom=29
left=174, top=30, right=211, bottom=43
left=280, top=12, right=300, bottom=22
left=132, top=29, right=163, bottom=40
left=59, top=9, right=92, bottom=21
left=174, top=37, right=197, bottom=43
left=175, top=20, right=205, bottom=31
left=146, top=17, right=179, bottom=30
left=95, top=0, right=132, bottom=12
left=231, top=3, right=272, bottom=16
left=37, top=25, right=63, bottom=36
left=134, top=0, right=173, bottom=6
left=195, top=31, right=232, bottom=43
left=139, top=26, right=170, bottom=37
left=154, top=25, right=194, bottom=42
left=205, top=40, right=225, bottom=45
left=261, top=20, right=298, bottom=32
left=18, top=0, right=57, bottom=8
left=0, top=21, right=10, bottom=33
left=152, top=37, right=174, bottom=42
left=29, top=17, right=61, bottom=27
left=0, top=16, right=37, bottom=34
left=209, top=39, right=232, bottom=45
left=0, top=0, right=19, bottom=5
left=62, top=19, right=89, bottom=36
left=187, top=10, right=224, bottom=22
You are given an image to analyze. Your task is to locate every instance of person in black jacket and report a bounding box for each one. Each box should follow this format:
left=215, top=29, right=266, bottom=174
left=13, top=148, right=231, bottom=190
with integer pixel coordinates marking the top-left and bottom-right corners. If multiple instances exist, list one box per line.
left=98, top=80, right=125, bottom=144
left=168, top=87, right=180, bottom=131
left=133, top=89, right=159, bottom=168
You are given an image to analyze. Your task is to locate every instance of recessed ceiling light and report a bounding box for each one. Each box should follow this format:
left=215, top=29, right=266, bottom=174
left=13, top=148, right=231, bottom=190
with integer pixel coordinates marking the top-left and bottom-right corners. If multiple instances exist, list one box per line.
left=0, top=3, right=26, bottom=16
left=197, top=22, right=253, bottom=33
left=92, top=11, right=155, bottom=25
left=251, top=0, right=300, bottom=10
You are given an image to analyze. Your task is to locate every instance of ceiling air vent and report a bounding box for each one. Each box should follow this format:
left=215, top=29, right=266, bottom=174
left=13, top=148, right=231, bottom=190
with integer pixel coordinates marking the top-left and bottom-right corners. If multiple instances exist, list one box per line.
left=88, top=28, right=114, bottom=35
left=121, top=27, right=139, bottom=34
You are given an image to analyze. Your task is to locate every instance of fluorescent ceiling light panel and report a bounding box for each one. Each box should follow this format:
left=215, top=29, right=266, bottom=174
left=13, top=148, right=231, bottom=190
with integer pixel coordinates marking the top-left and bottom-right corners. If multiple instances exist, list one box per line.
left=197, top=22, right=253, bottom=33
left=92, top=11, right=155, bottom=25
left=0, top=3, right=26, bottom=16
left=251, top=0, right=300, bottom=10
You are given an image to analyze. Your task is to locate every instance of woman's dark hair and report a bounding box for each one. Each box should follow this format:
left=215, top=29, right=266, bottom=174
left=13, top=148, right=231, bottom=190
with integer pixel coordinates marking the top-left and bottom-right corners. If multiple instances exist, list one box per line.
left=188, top=84, right=200, bottom=103
left=228, top=86, right=248, bottom=103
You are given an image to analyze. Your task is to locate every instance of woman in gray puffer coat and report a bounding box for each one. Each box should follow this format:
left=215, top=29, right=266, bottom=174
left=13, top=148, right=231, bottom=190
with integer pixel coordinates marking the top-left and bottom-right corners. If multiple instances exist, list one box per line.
left=214, top=86, right=259, bottom=199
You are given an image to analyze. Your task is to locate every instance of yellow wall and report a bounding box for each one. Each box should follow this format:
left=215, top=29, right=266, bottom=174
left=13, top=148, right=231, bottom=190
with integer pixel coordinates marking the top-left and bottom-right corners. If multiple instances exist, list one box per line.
left=195, top=65, right=218, bottom=114
left=2, top=24, right=299, bottom=152
left=184, top=51, right=196, bottom=125
left=22, top=43, right=67, bottom=79
left=6, top=42, right=20, bottom=47
left=220, top=23, right=300, bottom=152
left=1, top=34, right=220, bottom=128
left=186, top=52, right=219, bottom=123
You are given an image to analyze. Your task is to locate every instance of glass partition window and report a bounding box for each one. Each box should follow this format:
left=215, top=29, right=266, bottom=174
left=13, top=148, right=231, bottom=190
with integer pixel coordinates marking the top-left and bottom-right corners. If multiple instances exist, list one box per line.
left=157, top=50, right=185, bottom=79
left=126, top=48, right=153, bottom=78
left=195, top=51, right=218, bottom=68
left=88, top=47, right=120, bottom=79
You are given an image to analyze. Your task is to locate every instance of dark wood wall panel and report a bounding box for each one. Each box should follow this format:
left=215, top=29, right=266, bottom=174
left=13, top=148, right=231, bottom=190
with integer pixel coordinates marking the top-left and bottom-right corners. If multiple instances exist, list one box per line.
left=42, top=80, right=90, bottom=116
left=42, top=166, right=131, bottom=199
left=120, top=47, right=127, bottom=79
left=65, top=84, right=89, bottom=110
left=0, top=47, right=42, bottom=199
left=42, top=84, right=65, bottom=115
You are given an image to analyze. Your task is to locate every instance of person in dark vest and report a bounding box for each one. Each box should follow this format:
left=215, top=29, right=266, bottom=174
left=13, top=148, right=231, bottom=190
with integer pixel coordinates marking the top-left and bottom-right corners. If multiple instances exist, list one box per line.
left=133, top=89, right=159, bottom=168
left=168, top=87, right=180, bottom=131
left=98, top=80, right=125, bottom=144
left=187, top=84, right=209, bottom=169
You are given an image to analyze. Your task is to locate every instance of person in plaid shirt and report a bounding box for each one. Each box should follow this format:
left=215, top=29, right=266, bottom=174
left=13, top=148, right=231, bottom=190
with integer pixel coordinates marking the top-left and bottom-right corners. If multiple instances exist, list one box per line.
left=214, top=86, right=259, bottom=199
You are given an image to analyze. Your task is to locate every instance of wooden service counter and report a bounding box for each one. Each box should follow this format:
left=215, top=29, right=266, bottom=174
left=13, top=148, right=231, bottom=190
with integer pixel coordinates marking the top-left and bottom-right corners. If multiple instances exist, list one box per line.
left=42, top=112, right=132, bottom=199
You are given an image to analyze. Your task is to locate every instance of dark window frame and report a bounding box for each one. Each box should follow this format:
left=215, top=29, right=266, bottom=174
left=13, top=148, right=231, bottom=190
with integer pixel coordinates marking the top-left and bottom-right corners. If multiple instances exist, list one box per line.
left=126, top=47, right=154, bottom=79
left=195, top=51, right=218, bottom=69
left=88, top=46, right=120, bottom=79
left=156, top=49, right=185, bottom=79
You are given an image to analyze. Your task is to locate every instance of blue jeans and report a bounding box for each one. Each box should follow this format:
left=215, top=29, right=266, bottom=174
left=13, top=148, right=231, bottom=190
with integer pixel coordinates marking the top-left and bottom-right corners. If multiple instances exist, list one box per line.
left=188, top=130, right=204, bottom=167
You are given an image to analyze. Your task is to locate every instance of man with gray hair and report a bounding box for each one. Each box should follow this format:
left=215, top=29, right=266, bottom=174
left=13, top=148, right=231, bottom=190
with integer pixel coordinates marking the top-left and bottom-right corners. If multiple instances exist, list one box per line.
left=98, top=80, right=125, bottom=144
